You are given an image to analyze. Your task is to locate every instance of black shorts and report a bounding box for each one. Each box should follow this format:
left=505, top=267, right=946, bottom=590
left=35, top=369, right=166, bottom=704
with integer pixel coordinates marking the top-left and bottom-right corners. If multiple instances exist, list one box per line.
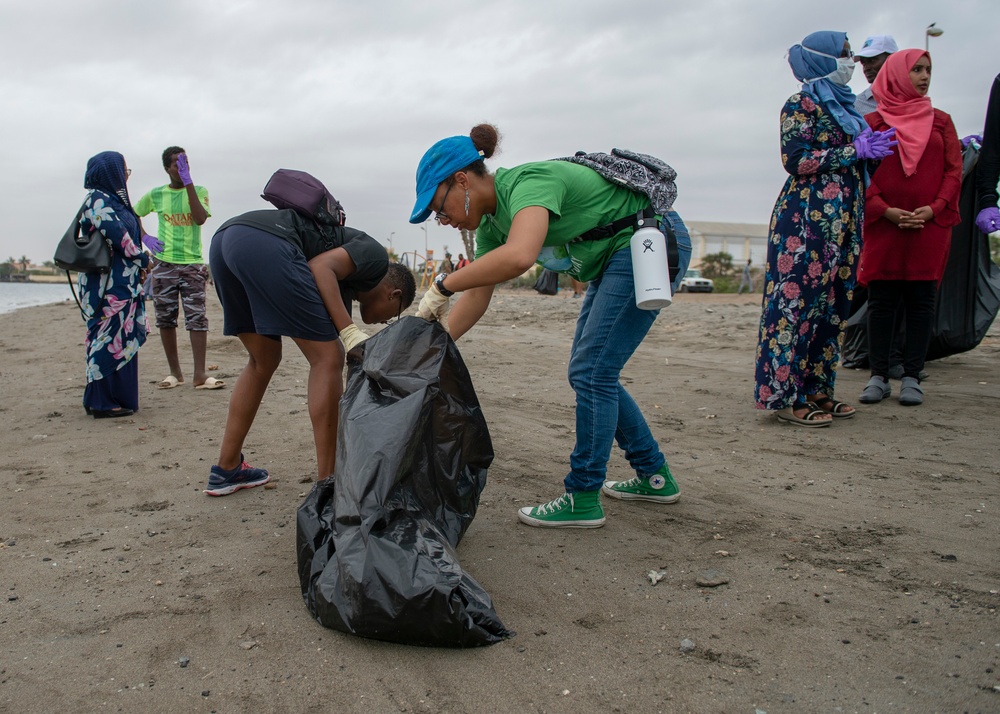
left=209, top=225, right=338, bottom=342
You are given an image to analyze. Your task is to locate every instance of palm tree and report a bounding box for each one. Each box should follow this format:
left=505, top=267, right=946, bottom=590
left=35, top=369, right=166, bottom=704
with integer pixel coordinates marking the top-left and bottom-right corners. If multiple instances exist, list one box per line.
left=18, top=255, right=29, bottom=273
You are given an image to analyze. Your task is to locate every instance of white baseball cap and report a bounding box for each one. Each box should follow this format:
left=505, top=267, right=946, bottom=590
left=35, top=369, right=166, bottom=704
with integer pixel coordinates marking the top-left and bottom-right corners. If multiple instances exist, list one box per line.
left=853, top=35, right=899, bottom=60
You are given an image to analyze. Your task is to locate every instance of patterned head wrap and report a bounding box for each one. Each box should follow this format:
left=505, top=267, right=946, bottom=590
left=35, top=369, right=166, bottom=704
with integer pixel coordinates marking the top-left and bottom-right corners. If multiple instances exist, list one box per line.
left=83, top=151, right=140, bottom=239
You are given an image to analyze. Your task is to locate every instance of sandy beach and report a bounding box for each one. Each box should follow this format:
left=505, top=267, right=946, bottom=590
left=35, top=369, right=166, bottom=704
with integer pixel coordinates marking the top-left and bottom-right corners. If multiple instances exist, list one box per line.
left=1, top=288, right=998, bottom=713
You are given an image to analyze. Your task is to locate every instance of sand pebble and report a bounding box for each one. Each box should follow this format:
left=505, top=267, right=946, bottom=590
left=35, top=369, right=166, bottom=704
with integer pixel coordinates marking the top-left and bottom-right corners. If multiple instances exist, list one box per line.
left=696, top=570, right=729, bottom=588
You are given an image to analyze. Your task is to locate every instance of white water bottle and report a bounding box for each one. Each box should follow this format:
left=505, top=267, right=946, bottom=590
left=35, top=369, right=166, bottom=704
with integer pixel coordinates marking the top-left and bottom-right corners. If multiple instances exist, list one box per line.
left=630, top=214, right=672, bottom=309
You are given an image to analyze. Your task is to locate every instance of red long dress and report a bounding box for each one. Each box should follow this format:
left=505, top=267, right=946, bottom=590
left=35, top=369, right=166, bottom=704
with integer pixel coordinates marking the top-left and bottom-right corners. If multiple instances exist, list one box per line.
left=859, top=109, right=962, bottom=284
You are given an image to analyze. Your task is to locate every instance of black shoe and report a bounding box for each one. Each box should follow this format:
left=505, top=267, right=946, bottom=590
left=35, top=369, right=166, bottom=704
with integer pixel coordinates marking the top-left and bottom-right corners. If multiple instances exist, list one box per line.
left=92, top=408, right=134, bottom=419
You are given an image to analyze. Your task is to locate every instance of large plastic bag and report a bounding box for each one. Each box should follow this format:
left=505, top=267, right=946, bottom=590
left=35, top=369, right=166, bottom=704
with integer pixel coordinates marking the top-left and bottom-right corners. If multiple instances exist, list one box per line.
left=296, top=317, right=513, bottom=647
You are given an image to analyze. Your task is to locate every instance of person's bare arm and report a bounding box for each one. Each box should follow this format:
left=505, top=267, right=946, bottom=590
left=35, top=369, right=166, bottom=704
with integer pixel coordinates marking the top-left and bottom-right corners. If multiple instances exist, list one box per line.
left=438, top=206, right=550, bottom=293
left=448, top=285, right=496, bottom=340
left=187, top=185, right=208, bottom=226
left=307, top=247, right=357, bottom=331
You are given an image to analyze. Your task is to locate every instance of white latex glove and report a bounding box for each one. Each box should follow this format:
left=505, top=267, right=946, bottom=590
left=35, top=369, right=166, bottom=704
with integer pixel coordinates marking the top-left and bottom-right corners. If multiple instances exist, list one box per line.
left=416, top=283, right=451, bottom=323
left=339, top=323, right=369, bottom=352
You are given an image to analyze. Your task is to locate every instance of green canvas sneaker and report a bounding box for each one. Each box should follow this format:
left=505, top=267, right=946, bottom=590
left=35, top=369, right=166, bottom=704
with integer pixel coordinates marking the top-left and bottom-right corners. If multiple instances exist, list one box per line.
left=602, top=464, right=680, bottom=503
left=517, top=491, right=606, bottom=528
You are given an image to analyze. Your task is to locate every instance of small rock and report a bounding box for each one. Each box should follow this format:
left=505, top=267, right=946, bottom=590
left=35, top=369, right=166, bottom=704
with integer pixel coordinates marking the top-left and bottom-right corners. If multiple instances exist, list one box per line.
left=696, top=569, right=729, bottom=588
left=940, top=554, right=958, bottom=561
left=239, top=640, right=258, bottom=650
left=679, top=638, right=696, bottom=653
left=263, top=482, right=277, bottom=490
left=201, top=690, right=210, bottom=697
left=178, top=657, right=190, bottom=668
left=8, top=595, right=18, bottom=601
left=647, top=570, right=666, bottom=586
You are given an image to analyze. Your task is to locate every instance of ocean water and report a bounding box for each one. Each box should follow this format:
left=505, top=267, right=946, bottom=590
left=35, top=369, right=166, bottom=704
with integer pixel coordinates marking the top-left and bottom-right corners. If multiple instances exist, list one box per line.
left=0, top=281, right=76, bottom=315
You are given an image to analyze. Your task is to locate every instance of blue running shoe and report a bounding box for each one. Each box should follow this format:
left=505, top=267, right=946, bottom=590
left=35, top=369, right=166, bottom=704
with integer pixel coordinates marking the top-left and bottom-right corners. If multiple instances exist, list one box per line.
left=204, top=455, right=269, bottom=497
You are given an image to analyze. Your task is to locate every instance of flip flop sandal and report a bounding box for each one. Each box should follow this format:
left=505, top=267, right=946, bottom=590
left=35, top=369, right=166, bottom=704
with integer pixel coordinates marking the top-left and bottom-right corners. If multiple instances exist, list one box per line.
left=157, top=376, right=185, bottom=389
left=775, top=402, right=833, bottom=428
left=195, top=377, right=226, bottom=390
left=810, top=396, right=856, bottom=419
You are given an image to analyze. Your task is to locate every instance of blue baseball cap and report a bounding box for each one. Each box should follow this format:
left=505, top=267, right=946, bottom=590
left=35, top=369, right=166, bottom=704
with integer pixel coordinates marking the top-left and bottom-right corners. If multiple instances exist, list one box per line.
left=409, top=136, right=485, bottom=224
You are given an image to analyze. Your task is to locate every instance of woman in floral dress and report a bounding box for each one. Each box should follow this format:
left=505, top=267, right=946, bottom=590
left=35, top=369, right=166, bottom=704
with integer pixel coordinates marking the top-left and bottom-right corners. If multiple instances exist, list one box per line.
left=79, top=151, right=150, bottom=418
left=754, top=30, right=896, bottom=427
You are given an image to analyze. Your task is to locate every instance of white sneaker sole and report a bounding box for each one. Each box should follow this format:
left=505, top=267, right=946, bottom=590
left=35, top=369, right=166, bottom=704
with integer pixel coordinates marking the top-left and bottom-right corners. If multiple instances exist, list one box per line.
left=516, top=507, right=605, bottom=528
left=602, top=482, right=680, bottom=503
left=204, top=475, right=270, bottom=497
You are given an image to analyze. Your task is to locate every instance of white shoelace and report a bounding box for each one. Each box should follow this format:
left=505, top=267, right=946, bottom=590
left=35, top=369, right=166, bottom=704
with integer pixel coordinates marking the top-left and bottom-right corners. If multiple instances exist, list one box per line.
left=536, top=493, right=572, bottom=515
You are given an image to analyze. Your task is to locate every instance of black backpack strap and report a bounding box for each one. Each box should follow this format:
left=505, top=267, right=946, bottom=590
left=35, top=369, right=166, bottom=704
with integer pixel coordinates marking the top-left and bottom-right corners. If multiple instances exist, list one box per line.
left=569, top=207, right=680, bottom=279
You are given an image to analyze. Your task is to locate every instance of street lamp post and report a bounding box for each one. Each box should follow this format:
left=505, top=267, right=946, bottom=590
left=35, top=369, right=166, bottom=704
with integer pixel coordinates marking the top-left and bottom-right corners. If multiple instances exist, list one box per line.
left=925, top=23, right=943, bottom=51
left=388, top=231, right=395, bottom=253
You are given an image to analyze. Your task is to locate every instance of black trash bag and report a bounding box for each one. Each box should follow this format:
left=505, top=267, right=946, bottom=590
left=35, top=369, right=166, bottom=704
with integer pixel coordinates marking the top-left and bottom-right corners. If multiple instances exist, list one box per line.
left=842, top=144, right=1000, bottom=368
left=532, top=268, right=559, bottom=295
left=296, top=317, right=513, bottom=647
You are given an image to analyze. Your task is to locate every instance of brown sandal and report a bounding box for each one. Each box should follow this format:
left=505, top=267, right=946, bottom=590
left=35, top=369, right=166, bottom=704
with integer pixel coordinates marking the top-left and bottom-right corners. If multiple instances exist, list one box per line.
left=810, top=395, right=856, bottom=419
left=776, top=402, right=833, bottom=427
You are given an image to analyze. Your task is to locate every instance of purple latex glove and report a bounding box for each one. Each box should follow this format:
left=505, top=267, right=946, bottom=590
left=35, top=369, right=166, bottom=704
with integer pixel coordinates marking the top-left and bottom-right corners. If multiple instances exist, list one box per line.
left=176, top=153, right=193, bottom=186
left=854, top=127, right=898, bottom=160
left=961, top=134, right=983, bottom=150
left=142, top=233, right=164, bottom=254
left=976, top=207, right=1000, bottom=234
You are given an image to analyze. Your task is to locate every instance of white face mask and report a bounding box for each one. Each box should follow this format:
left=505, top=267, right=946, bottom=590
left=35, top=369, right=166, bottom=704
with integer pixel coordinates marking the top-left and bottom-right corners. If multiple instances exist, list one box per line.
left=827, top=57, right=856, bottom=86
left=801, top=46, right=855, bottom=85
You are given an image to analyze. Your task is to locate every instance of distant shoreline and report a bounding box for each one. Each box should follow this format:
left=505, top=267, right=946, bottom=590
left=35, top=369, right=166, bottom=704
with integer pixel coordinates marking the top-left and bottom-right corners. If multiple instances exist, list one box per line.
left=0, top=274, right=66, bottom=284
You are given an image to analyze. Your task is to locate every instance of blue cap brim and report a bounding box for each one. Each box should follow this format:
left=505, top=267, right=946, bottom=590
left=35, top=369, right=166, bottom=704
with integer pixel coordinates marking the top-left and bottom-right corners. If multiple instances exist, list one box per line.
left=409, top=186, right=436, bottom=224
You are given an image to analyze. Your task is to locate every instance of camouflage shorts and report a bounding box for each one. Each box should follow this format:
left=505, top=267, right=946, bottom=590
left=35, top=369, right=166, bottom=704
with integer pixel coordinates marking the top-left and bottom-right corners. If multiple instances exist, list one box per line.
left=151, top=262, right=209, bottom=331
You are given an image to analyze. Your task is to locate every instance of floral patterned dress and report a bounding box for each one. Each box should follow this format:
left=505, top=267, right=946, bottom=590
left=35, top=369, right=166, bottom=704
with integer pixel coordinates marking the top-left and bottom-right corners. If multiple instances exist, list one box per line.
left=79, top=190, right=150, bottom=402
left=754, top=91, right=868, bottom=410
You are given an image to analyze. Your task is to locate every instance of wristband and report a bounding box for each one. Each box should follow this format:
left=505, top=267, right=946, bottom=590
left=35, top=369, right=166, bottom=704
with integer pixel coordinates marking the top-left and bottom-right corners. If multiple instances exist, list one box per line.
left=434, top=272, right=455, bottom=297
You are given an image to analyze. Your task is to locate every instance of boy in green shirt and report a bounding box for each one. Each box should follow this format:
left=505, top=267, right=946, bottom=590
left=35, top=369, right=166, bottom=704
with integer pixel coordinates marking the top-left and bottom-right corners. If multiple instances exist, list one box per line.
left=135, top=146, right=221, bottom=390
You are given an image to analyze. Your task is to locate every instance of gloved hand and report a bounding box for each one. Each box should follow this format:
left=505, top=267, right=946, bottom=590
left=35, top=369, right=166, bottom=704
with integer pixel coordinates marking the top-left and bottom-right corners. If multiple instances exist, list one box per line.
left=141, top=234, right=164, bottom=254
left=853, top=127, right=897, bottom=160
left=339, top=323, right=369, bottom=352
left=976, top=206, right=1000, bottom=235
left=416, top=283, right=451, bottom=323
left=176, top=153, right=193, bottom=186
left=961, top=134, right=983, bottom=150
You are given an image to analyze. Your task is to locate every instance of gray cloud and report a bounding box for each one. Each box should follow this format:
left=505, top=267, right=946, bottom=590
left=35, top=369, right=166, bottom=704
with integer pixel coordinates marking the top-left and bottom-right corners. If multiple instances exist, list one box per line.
left=1, top=0, right=993, bottom=264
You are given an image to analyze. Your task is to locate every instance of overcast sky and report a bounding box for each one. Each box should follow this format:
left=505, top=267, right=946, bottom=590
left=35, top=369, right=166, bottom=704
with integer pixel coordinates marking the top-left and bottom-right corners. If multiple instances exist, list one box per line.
left=1, top=1, right=995, bottom=265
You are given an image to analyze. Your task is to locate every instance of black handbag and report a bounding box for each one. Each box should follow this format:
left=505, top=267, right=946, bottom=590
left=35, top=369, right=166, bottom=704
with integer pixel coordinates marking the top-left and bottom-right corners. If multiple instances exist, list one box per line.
left=53, top=202, right=113, bottom=320
left=54, top=203, right=113, bottom=273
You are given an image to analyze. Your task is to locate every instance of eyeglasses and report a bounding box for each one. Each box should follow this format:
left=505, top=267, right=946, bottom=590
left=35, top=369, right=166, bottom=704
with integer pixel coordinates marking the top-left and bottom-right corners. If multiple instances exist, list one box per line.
left=125, top=168, right=132, bottom=177
left=433, top=182, right=453, bottom=223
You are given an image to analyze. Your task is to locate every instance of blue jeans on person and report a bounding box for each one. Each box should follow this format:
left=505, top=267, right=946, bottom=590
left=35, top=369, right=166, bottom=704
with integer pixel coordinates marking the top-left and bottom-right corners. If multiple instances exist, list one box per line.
left=564, top=249, right=666, bottom=493
left=662, top=209, right=692, bottom=293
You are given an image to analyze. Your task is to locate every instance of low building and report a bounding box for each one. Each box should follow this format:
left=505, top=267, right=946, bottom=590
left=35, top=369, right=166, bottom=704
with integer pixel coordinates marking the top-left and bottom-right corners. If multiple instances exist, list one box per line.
left=686, top=221, right=769, bottom=267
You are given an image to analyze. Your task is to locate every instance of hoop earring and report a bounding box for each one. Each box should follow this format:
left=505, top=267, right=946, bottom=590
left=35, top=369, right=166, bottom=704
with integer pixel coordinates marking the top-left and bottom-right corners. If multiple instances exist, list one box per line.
left=464, top=190, right=470, bottom=217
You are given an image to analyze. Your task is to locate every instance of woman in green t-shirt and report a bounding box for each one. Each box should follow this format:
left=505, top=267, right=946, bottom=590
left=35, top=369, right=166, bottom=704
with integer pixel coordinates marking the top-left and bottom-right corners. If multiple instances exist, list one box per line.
left=410, top=123, right=685, bottom=529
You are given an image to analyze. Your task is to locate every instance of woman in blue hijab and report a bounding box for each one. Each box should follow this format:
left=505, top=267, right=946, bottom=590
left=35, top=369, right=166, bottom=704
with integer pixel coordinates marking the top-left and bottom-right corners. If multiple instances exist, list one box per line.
left=79, top=151, right=150, bottom=418
left=753, top=31, right=896, bottom=427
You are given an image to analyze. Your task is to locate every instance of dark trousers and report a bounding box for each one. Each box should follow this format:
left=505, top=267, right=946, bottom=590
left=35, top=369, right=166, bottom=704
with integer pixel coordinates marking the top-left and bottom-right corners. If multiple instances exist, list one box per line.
left=867, top=280, right=937, bottom=380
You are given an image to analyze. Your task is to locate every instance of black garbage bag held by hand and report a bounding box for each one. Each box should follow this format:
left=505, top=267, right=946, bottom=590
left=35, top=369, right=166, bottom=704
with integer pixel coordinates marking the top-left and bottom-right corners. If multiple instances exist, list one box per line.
left=297, top=317, right=513, bottom=647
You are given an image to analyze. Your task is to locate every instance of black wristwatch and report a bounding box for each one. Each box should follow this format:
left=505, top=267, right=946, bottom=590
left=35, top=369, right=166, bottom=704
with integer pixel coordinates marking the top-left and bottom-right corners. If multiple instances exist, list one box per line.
left=434, top=272, right=455, bottom=297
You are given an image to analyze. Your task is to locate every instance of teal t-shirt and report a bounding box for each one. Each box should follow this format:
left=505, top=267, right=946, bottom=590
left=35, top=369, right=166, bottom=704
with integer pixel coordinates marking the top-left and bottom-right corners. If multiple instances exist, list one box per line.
left=474, top=161, right=649, bottom=282
left=134, top=185, right=211, bottom=264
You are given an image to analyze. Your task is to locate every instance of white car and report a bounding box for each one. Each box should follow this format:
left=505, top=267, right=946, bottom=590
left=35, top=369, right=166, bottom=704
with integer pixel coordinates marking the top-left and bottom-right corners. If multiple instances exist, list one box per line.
left=678, top=269, right=714, bottom=293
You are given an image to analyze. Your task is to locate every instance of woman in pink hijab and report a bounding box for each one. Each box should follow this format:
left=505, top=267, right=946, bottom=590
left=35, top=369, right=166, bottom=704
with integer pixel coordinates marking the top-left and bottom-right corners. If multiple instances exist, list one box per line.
left=857, top=49, right=962, bottom=407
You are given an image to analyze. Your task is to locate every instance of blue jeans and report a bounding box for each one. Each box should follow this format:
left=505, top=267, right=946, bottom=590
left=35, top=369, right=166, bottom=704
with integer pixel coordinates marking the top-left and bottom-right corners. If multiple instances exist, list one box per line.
left=565, top=249, right=666, bottom=492
left=662, top=209, right=692, bottom=293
